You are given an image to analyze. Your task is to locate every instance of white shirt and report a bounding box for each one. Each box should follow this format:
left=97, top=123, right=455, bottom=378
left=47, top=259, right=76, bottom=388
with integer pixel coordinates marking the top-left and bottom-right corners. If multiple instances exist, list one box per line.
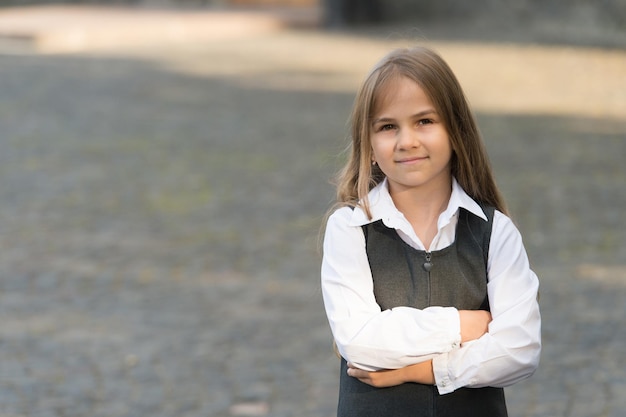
left=321, top=178, right=541, bottom=395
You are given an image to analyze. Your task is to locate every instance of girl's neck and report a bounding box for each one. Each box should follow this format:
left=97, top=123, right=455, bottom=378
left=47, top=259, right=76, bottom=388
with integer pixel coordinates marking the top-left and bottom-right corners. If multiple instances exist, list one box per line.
left=389, top=178, right=452, bottom=249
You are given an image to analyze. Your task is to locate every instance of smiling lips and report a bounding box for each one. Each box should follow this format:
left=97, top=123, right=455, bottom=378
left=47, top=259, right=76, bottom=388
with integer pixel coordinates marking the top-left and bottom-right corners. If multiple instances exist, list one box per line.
left=396, top=155, right=428, bottom=164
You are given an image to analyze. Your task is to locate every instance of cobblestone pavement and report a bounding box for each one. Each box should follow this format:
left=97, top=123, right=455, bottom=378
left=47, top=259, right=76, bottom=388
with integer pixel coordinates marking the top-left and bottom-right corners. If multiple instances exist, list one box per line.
left=1, top=7, right=626, bottom=417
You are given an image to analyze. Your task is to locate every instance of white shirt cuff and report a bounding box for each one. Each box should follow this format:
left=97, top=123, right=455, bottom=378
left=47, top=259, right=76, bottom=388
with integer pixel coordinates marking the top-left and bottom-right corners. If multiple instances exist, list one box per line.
left=433, top=352, right=456, bottom=394
left=444, top=308, right=462, bottom=350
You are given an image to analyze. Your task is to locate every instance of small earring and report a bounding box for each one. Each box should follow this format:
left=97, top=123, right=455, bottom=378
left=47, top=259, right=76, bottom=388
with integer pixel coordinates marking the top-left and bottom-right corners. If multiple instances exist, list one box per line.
left=372, top=160, right=377, bottom=166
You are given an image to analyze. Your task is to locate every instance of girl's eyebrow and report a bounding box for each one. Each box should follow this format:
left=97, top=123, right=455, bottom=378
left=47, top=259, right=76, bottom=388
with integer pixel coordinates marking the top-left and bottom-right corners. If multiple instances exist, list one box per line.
left=372, top=109, right=437, bottom=124
left=413, top=109, right=437, bottom=117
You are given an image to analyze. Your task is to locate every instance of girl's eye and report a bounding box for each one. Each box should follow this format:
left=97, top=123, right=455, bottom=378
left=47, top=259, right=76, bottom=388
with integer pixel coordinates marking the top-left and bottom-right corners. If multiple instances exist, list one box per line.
left=378, top=124, right=395, bottom=131
left=418, top=119, right=434, bottom=125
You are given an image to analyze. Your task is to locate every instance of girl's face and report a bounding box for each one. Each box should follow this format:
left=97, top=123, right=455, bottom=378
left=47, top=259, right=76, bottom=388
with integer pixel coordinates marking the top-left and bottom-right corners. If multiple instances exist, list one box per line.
left=370, top=76, right=452, bottom=195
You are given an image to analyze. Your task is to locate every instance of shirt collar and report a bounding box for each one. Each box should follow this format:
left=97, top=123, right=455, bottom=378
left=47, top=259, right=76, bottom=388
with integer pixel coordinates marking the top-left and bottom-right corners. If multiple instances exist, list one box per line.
left=444, top=178, right=488, bottom=224
left=348, top=178, right=488, bottom=227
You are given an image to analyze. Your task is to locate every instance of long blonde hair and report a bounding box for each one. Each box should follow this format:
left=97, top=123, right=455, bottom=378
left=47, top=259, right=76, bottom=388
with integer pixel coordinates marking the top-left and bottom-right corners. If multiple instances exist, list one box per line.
left=333, top=46, right=508, bottom=217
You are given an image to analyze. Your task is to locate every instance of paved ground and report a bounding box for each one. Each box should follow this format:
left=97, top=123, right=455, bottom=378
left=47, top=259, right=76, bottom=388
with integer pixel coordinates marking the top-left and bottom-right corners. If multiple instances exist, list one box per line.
left=0, top=5, right=625, bottom=417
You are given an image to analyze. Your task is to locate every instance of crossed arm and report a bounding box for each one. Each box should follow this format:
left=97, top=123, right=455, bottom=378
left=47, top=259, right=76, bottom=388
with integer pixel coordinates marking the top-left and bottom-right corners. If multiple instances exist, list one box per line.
left=346, top=310, right=492, bottom=387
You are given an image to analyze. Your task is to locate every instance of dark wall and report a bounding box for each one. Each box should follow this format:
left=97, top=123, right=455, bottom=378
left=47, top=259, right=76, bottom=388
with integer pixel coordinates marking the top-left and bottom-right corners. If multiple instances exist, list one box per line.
left=321, top=0, right=624, bottom=30
left=387, top=0, right=625, bottom=26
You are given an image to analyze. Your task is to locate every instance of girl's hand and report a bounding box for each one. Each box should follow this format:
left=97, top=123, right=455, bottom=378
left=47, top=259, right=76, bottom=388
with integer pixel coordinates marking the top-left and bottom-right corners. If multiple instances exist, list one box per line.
left=459, top=310, right=492, bottom=343
left=347, top=361, right=434, bottom=388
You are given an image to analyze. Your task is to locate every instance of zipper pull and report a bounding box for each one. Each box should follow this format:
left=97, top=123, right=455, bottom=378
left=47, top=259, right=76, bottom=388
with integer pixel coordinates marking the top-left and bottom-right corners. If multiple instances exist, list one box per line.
left=423, top=252, right=432, bottom=272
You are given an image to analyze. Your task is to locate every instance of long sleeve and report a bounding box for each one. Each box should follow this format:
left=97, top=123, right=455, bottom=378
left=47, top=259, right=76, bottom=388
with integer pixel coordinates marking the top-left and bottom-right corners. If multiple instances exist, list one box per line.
left=321, top=207, right=462, bottom=371
left=432, top=211, right=541, bottom=394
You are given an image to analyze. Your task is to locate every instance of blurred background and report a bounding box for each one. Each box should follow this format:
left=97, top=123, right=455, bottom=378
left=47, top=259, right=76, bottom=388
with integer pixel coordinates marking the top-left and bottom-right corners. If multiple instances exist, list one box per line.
left=0, top=0, right=625, bottom=416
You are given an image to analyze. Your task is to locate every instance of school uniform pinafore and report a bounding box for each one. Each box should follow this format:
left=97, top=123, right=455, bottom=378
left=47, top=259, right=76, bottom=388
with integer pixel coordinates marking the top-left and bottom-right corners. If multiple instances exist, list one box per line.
left=337, top=207, right=508, bottom=417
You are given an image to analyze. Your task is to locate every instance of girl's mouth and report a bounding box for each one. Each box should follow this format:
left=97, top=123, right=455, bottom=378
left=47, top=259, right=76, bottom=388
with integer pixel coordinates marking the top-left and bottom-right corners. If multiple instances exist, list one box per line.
left=396, top=156, right=427, bottom=164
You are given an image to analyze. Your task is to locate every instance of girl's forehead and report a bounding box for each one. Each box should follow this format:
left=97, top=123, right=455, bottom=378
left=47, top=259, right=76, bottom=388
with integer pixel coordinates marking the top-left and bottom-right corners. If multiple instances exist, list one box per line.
left=371, top=74, right=428, bottom=114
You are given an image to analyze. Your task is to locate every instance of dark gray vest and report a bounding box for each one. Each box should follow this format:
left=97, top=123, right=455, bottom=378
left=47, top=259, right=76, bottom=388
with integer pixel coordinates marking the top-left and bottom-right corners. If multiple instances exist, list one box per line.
left=337, top=207, right=508, bottom=417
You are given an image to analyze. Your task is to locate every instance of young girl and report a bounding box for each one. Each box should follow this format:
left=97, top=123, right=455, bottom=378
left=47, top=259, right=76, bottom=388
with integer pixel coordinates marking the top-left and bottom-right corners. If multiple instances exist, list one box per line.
left=321, top=47, right=541, bottom=416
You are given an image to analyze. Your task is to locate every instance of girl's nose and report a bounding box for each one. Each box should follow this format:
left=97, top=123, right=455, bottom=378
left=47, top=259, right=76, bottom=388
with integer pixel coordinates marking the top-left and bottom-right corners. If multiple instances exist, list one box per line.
left=396, top=127, right=420, bottom=149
